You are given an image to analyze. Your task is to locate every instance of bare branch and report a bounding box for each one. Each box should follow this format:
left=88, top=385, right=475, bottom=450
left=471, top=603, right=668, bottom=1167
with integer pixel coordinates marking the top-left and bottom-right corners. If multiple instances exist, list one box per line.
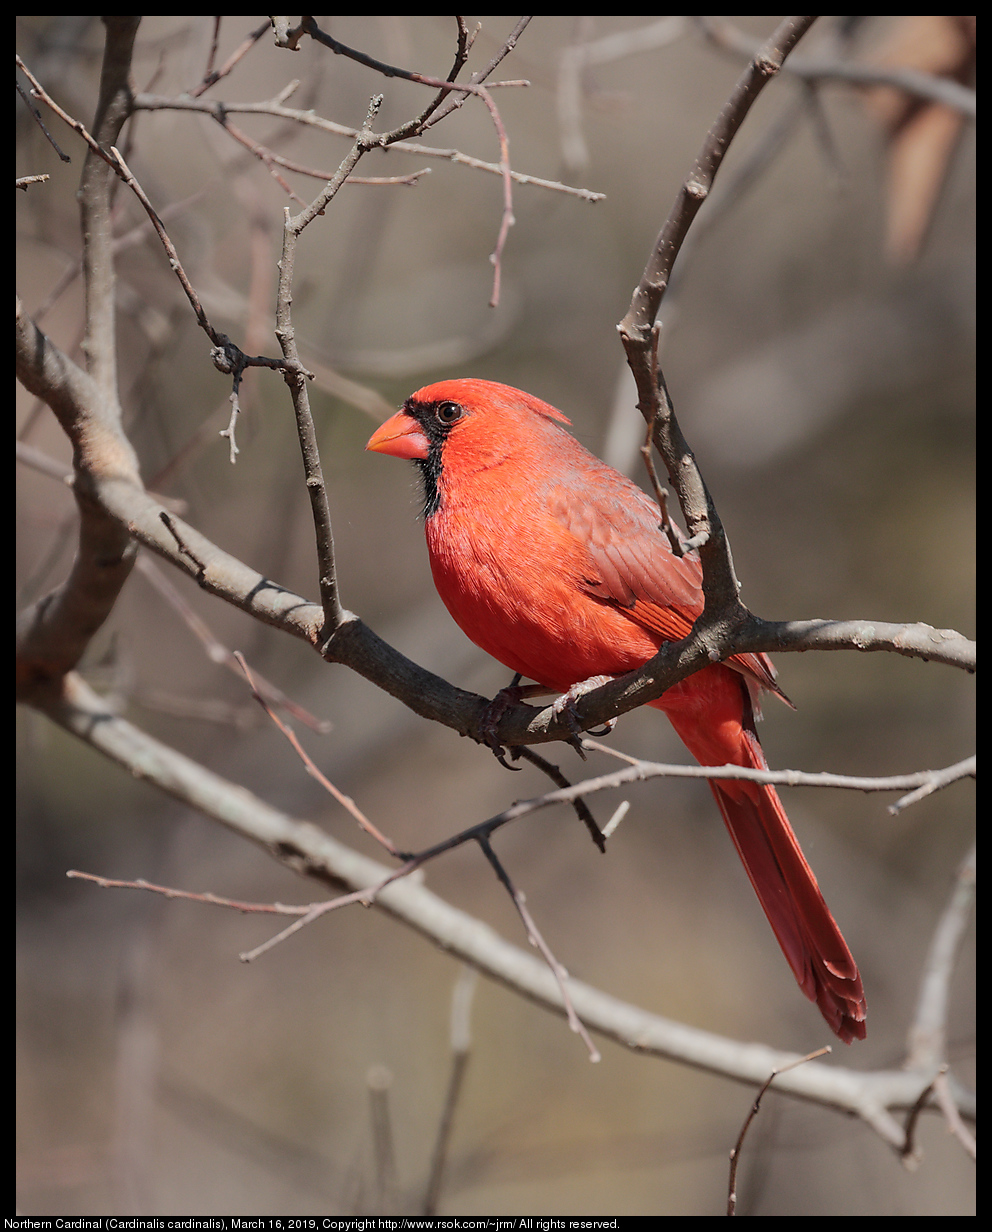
left=900, top=1066, right=943, bottom=1170
left=135, top=90, right=605, bottom=200
left=698, top=17, right=977, bottom=117
left=15, top=74, right=71, bottom=161
left=43, top=672, right=968, bottom=1142
left=619, top=17, right=819, bottom=618
left=422, top=16, right=534, bottom=129
left=188, top=18, right=270, bottom=97
left=233, top=652, right=402, bottom=857
left=274, top=181, right=351, bottom=630
left=422, top=969, right=476, bottom=1215
left=932, top=1070, right=977, bottom=1160
left=577, top=741, right=976, bottom=805
left=477, top=835, right=601, bottom=1062
left=728, top=1046, right=832, bottom=1214
left=905, top=843, right=976, bottom=1074
left=66, top=870, right=320, bottom=918
left=15, top=305, right=139, bottom=690
left=741, top=616, right=976, bottom=672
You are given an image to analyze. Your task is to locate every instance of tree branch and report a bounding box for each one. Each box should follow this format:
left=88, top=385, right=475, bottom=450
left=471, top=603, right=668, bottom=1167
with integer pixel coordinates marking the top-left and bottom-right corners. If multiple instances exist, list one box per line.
left=619, top=16, right=819, bottom=619
left=38, top=671, right=971, bottom=1147
left=698, top=17, right=977, bottom=117
left=16, top=301, right=975, bottom=756
left=132, top=91, right=604, bottom=201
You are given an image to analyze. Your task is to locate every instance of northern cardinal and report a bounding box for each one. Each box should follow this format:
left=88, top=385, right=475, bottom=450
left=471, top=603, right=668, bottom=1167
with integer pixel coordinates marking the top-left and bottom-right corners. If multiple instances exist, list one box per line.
left=367, top=379, right=866, bottom=1042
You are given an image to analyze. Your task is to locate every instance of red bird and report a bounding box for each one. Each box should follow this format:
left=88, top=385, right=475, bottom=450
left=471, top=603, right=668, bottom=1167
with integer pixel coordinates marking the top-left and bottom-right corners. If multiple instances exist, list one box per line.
left=367, top=378, right=866, bottom=1042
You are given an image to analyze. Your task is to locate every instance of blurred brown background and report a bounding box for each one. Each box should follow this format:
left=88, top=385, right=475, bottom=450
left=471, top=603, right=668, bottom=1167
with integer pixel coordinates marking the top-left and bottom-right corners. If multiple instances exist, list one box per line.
left=17, top=16, right=974, bottom=1216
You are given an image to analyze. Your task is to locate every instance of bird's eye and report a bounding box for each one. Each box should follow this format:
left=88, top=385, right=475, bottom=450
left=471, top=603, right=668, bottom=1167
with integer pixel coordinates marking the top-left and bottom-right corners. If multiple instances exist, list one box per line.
left=435, top=401, right=464, bottom=425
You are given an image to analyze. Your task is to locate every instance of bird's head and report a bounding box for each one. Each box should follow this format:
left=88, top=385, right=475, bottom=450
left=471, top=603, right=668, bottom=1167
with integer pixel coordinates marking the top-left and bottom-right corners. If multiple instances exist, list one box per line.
left=366, top=379, right=573, bottom=516
left=366, top=378, right=571, bottom=460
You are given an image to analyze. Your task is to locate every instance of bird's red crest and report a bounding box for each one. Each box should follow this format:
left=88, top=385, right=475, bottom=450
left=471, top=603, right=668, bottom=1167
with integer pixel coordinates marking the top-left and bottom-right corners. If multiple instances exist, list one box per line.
left=409, top=379, right=571, bottom=427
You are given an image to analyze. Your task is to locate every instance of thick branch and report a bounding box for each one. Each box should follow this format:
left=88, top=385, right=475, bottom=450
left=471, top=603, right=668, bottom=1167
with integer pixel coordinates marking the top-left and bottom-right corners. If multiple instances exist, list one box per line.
left=15, top=306, right=139, bottom=690
left=15, top=21, right=144, bottom=688
left=78, top=15, right=140, bottom=397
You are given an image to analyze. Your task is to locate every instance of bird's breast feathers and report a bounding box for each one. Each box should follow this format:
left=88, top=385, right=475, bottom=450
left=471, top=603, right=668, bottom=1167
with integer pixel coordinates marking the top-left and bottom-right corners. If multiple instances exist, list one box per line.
left=424, top=476, right=672, bottom=691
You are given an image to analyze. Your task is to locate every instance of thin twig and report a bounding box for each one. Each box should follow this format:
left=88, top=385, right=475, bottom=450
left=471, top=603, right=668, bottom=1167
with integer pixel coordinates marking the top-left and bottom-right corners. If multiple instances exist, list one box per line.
left=426, top=16, right=534, bottom=129
left=135, top=555, right=331, bottom=733
left=134, top=92, right=604, bottom=200
left=476, top=836, right=601, bottom=1063
left=637, top=328, right=684, bottom=555
left=189, top=18, right=270, bottom=97
left=199, top=16, right=222, bottom=88
left=890, top=763, right=977, bottom=814
left=512, top=745, right=606, bottom=852
left=600, top=800, right=630, bottom=841
left=422, top=968, right=477, bottom=1215
left=728, top=1046, right=831, bottom=1214
left=67, top=870, right=319, bottom=917
left=932, top=1070, right=977, bottom=1160
left=238, top=896, right=370, bottom=962
left=233, top=652, right=402, bottom=857
left=15, top=76, right=71, bottom=161
left=900, top=1066, right=945, bottom=1170
left=158, top=511, right=207, bottom=578
left=618, top=16, right=819, bottom=612
left=274, top=216, right=342, bottom=629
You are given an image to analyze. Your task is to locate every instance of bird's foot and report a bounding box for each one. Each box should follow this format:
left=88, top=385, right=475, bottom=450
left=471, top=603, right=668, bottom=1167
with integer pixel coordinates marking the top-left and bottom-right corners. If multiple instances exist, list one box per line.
left=550, top=675, right=616, bottom=757
left=478, top=681, right=549, bottom=769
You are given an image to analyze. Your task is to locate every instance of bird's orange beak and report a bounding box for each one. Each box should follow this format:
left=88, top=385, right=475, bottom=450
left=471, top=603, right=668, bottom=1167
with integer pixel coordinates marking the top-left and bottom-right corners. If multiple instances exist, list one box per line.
left=366, top=410, right=430, bottom=460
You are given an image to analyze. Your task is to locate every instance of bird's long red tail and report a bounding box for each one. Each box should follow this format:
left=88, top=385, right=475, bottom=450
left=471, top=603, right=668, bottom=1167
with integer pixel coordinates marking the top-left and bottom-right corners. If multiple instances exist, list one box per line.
left=655, top=666, right=866, bottom=1043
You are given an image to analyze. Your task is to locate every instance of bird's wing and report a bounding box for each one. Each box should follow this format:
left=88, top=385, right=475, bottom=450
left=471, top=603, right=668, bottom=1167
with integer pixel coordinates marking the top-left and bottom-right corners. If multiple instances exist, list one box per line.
left=549, top=467, right=784, bottom=699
